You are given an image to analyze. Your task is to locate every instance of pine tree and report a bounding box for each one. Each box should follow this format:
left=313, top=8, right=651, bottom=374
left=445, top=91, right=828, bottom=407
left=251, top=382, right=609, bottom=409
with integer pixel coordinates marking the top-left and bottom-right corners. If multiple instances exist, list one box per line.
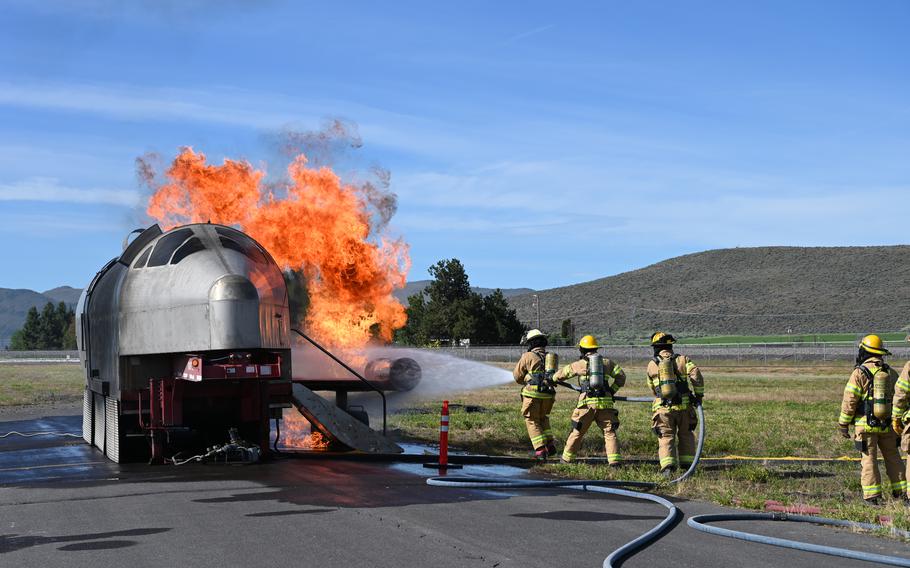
left=11, top=307, right=41, bottom=350
left=63, top=318, right=77, bottom=349
left=38, top=302, right=62, bottom=348
left=9, top=302, right=77, bottom=350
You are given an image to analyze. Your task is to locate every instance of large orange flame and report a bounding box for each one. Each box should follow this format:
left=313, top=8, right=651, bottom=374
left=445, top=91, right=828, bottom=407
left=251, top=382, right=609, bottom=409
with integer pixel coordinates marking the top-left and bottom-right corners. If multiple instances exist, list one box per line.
left=143, top=147, right=409, bottom=348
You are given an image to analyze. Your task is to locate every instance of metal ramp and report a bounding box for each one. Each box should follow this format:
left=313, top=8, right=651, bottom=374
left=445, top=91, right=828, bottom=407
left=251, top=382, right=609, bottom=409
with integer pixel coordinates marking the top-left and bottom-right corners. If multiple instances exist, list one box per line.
left=291, top=383, right=402, bottom=454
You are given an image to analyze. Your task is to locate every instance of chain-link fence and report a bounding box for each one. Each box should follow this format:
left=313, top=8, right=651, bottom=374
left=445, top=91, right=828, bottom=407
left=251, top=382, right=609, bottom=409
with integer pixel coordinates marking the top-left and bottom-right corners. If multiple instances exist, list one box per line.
left=427, top=343, right=910, bottom=367
left=0, top=350, right=80, bottom=363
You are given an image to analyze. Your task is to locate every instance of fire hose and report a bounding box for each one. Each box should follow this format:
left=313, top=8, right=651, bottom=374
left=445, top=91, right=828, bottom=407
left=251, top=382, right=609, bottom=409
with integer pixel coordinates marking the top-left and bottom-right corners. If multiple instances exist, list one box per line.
left=428, top=393, right=910, bottom=567
left=0, top=431, right=82, bottom=439
left=686, top=512, right=910, bottom=567
left=427, top=396, right=705, bottom=567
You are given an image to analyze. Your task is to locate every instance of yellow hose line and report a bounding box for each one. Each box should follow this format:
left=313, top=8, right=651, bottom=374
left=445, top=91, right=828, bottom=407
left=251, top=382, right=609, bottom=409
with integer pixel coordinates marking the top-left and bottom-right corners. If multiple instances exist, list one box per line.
left=711, top=455, right=865, bottom=462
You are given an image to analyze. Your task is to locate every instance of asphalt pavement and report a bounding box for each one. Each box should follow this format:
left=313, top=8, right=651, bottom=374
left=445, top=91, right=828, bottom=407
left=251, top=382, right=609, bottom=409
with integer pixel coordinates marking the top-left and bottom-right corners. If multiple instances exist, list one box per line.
left=1, top=413, right=908, bottom=568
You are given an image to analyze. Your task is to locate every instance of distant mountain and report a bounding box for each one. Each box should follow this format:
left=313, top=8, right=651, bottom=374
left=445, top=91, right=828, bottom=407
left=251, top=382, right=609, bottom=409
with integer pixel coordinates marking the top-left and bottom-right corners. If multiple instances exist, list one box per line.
left=393, top=280, right=534, bottom=306
left=42, top=286, right=83, bottom=306
left=0, top=287, right=82, bottom=348
left=508, top=245, right=910, bottom=340
left=1, top=280, right=530, bottom=346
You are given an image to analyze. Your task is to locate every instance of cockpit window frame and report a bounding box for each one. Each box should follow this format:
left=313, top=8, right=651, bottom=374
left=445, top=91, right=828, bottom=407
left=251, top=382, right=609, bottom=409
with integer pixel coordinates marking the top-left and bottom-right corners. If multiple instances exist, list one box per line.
left=216, top=227, right=272, bottom=266
left=147, top=228, right=194, bottom=267
left=132, top=245, right=153, bottom=269
left=170, top=236, right=206, bottom=265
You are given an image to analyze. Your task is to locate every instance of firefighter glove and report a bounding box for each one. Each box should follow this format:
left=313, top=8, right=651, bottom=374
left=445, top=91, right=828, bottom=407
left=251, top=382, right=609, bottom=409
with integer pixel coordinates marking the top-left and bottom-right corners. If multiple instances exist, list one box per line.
left=689, top=394, right=703, bottom=407
left=838, top=425, right=850, bottom=439
left=893, top=418, right=904, bottom=436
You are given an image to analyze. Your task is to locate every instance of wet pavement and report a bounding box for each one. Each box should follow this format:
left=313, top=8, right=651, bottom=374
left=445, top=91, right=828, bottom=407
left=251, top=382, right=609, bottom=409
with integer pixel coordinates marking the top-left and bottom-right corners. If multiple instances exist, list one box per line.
left=1, top=413, right=909, bottom=568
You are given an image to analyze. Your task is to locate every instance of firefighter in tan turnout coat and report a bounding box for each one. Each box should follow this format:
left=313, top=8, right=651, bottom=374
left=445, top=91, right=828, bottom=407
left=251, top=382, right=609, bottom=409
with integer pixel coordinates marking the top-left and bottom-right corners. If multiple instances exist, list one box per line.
left=838, top=335, right=906, bottom=503
left=555, top=335, right=626, bottom=465
left=646, top=332, right=704, bottom=474
left=890, top=335, right=910, bottom=501
left=513, top=329, right=557, bottom=458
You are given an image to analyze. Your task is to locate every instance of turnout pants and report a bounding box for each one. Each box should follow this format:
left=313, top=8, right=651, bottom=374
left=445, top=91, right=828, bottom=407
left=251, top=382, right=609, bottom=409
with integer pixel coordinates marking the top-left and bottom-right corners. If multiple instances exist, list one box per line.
left=562, top=407, right=621, bottom=464
left=856, top=427, right=906, bottom=500
left=653, top=408, right=697, bottom=470
left=521, top=396, right=555, bottom=450
left=903, top=426, right=910, bottom=498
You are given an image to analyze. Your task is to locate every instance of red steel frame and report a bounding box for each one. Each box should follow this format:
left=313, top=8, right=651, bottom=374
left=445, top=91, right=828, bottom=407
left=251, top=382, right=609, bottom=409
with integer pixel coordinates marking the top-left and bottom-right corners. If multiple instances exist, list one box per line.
left=138, top=353, right=291, bottom=464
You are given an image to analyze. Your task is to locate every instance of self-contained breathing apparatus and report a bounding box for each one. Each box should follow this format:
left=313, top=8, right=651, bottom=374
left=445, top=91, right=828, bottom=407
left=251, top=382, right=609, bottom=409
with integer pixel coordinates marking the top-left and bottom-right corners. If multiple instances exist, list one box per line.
left=857, top=363, right=893, bottom=429
left=653, top=354, right=691, bottom=407
left=526, top=351, right=557, bottom=394
left=581, top=353, right=611, bottom=398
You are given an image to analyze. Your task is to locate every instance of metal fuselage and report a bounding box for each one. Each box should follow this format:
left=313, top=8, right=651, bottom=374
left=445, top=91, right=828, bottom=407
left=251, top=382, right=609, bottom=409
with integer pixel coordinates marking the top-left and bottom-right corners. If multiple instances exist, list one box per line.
left=76, top=223, right=292, bottom=462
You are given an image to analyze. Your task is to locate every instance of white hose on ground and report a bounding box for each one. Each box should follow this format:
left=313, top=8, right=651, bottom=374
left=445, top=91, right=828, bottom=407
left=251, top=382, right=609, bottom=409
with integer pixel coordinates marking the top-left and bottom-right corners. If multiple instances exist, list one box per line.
left=687, top=512, right=910, bottom=567
left=427, top=400, right=706, bottom=567
left=0, top=431, right=82, bottom=438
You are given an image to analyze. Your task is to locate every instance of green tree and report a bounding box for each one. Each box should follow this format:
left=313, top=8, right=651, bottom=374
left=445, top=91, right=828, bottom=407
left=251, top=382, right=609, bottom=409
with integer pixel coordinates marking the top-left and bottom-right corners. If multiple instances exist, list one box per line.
left=12, top=307, right=42, bottom=350
left=396, top=259, right=526, bottom=345
left=561, top=318, right=575, bottom=344
left=37, top=303, right=57, bottom=348
left=425, top=259, right=472, bottom=305
left=396, top=292, right=429, bottom=345
left=423, top=259, right=475, bottom=343
left=9, top=302, right=76, bottom=350
left=63, top=318, right=77, bottom=349
left=477, top=289, right=525, bottom=344
left=9, top=328, right=27, bottom=350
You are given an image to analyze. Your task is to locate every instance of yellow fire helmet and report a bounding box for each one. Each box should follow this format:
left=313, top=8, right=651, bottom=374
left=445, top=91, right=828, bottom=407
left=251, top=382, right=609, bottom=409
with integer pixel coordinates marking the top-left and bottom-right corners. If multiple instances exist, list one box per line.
left=578, top=335, right=599, bottom=349
left=522, top=329, right=546, bottom=345
left=650, top=331, right=676, bottom=346
left=859, top=334, right=891, bottom=356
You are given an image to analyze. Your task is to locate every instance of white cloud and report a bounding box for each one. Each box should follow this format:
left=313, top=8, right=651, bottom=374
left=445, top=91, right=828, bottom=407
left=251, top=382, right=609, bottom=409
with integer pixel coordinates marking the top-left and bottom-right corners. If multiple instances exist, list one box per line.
left=0, top=212, right=124, bottom=236
left=0, top=81, right=480, bottom=159
left=0, top=82, right=303, bottom=130
left=501, top=24, right=556, bottom=45
left=0, top=177, right=140, bottom=207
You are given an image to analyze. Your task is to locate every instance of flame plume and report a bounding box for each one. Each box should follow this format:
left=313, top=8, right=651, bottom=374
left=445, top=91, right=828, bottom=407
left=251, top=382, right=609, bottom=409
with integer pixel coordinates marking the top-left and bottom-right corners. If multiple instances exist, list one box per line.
left=141, top=146, right=409, bottom=348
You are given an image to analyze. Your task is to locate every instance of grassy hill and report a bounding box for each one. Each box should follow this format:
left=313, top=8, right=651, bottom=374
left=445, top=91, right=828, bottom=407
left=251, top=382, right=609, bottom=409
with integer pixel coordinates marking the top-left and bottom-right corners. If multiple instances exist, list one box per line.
left=508, top=246, right=910, bottom=342
left=0, top=287, right=82, bottom=348
left=393, top=280, right=533, bottom=306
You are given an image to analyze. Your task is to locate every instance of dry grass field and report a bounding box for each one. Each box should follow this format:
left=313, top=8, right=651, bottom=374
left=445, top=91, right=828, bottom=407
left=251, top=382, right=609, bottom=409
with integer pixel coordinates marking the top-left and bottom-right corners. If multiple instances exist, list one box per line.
left=390, top=360, right=910, bottom=533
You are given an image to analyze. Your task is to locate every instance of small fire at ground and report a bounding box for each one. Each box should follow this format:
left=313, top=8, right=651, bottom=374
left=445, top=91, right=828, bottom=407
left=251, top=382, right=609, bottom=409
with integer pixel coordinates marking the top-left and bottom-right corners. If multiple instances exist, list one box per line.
left=280, top=410, right=331, bottom=450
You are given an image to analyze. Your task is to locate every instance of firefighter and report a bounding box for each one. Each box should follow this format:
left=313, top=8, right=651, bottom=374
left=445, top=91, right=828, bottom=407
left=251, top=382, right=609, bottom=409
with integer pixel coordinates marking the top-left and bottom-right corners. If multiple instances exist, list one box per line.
left=838, top=334, right=906, bottom=504
left=890, top=335, right=910, bottom=502
left=646, top=332, right=704, bottom=475
left=513, top=329, right=557, bottom=458
left=556, top=335, right=626, bottom=465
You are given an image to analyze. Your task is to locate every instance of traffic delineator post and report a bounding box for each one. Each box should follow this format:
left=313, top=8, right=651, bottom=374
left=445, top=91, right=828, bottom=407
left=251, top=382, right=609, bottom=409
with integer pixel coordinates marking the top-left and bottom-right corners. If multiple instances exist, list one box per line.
left=423, top=400, right=462, bottom=470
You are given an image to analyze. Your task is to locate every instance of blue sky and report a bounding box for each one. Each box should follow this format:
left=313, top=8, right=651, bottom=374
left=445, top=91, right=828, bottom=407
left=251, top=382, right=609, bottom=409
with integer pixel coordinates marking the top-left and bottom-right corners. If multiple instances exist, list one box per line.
left=0, top=0, right=907, bottom=292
